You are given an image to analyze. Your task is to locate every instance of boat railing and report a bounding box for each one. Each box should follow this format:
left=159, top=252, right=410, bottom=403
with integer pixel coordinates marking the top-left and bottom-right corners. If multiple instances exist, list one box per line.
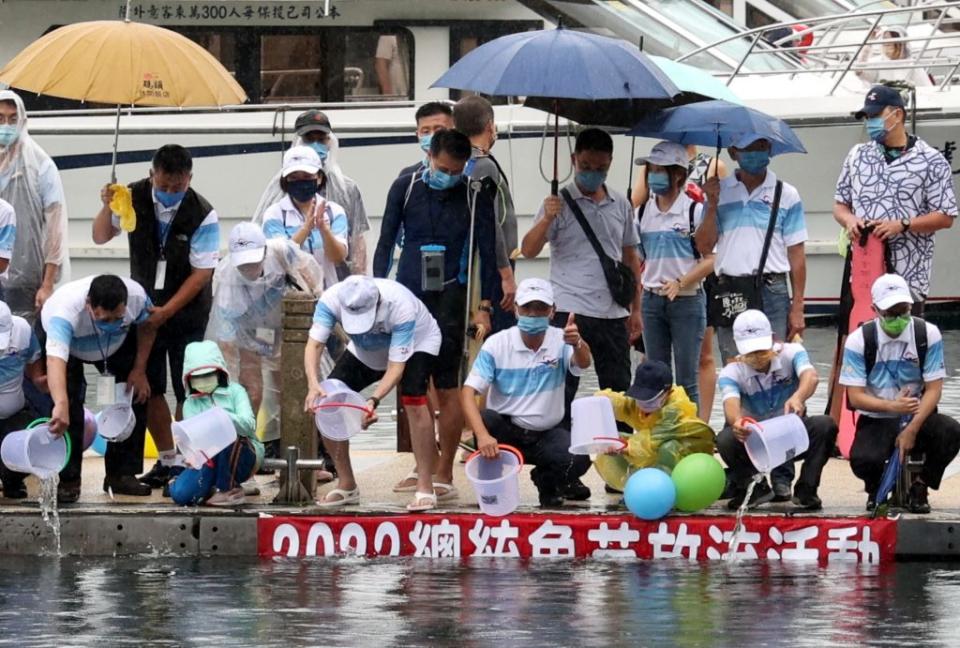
left=677, top=1, right=960, bottom=94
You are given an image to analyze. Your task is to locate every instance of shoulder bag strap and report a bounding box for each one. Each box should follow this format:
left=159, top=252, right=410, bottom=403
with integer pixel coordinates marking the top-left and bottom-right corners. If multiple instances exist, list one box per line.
left=754, top=179, right=784, bottom=289
left=688, top=201, right=701, bottom=260
left=560, top=188, right=613, bottom=268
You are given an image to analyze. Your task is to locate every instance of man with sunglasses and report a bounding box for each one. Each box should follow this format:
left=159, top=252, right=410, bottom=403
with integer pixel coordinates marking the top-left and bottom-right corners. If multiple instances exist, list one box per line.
left=716, top=309, right=837, bottom=511
left=841, top=273, right=960, bottom=513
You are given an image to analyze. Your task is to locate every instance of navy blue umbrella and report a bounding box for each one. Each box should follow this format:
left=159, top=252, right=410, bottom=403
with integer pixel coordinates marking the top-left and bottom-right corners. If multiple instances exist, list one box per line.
left=871, top=414, right=913, bottom=518
left=432, top=27, right=681, bottom=193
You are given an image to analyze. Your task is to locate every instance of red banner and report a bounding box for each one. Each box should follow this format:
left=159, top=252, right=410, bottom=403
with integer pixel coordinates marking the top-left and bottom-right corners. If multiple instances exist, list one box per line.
left=258, top=513, right=897, bottom=563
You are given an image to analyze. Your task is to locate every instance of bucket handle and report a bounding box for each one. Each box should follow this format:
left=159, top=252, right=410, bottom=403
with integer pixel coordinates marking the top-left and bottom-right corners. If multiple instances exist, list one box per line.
left=25, top=417, right=71, bottom=472
left=466, top=443, right=525, bottom=469
left=310, top=402, right=374, bottom=416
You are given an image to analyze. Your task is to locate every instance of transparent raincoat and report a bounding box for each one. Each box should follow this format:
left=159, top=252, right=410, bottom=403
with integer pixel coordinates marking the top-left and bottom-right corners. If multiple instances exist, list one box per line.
left=0, top=90, right=69, bottom=320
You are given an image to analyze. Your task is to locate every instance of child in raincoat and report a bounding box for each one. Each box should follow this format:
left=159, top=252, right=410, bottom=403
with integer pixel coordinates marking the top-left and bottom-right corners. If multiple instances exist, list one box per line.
left=168, top=340, right=265, bottom=506
left=593, top=360, right=715, bottom=492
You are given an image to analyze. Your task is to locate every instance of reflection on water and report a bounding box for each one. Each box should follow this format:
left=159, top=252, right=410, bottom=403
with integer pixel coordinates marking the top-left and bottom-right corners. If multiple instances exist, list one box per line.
left=1, top=557, right=960, bottom=647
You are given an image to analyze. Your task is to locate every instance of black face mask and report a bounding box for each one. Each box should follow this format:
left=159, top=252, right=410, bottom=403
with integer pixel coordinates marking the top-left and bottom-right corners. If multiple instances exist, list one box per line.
left=287, top=178, right=318, bottom=202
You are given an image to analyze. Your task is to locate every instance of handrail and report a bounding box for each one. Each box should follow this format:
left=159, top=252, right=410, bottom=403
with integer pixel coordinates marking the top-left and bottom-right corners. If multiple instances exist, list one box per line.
left=830, top=13, right=884, bottom=95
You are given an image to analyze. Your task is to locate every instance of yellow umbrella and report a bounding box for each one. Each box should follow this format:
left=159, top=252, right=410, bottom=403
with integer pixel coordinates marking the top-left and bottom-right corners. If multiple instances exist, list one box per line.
left=0, top=11, right=247, bottom=184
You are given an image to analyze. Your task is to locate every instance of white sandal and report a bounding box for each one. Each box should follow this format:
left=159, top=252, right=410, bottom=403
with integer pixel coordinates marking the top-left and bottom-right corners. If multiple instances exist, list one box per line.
left=406, top=490, right=437, bottom=512
left=433, top=482, right=459, bottom=502
left=315, top=487, right=360, bottom=509
left=393, top=470, right=420, bottom=493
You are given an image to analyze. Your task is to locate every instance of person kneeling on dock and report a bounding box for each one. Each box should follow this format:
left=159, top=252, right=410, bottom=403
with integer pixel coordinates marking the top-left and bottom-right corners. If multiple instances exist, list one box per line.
left=461, top=279, right=592, bottom=508
left=841, top=274, right=960, bottom=514
left=717, top=310, right=837, bottom=511
left=168, top=341, right=264, bottom=507
left=305, top=275, right=442, bottom=511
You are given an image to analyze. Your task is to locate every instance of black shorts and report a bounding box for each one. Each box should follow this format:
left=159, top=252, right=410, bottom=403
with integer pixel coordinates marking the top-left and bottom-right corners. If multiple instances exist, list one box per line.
left=146, top=325, right=205, bottom=403
left=329, top=350, right=433, bottom=397
left=418, top=285, right=466, bottom=390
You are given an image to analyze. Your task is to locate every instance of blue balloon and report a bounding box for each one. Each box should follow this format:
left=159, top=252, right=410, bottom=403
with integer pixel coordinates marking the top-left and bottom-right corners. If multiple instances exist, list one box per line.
left=623, top=468, right=676, bottom=520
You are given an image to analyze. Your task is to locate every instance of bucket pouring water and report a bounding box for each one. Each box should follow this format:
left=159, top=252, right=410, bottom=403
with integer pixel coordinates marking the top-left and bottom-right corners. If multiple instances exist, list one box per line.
left=96, top=382, right=135, bottom=443
left=313, top=379, right=370, bottom=441
left=172, top=406, right=237, bottom=469
left=1, top=419, right=70, bottom=479
left=464, top=445, right=524, bottom=517
left=569, top=396, right=626, bottom=455
left=743, top=414, right=809, bottom=473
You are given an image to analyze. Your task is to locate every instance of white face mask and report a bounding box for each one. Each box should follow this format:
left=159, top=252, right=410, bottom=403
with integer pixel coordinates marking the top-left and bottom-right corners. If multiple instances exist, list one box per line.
left=190, top=374, right=219, bottom=394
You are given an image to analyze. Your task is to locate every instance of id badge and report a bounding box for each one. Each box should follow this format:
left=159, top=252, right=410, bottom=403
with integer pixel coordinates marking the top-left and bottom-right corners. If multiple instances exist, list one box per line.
left=255, top=327, right=276, bottom=346
left=97, top=374, right=117, bottom=406
left=154, top=259, right=167, bottom=290
left=420, top=244, right=446, bottom=292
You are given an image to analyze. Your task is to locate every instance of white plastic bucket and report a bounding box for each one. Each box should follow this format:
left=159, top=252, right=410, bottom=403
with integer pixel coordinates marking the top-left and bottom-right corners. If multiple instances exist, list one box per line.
left=464, top=445, right=524, bottom=517
left=172, top=406, right=237, bottom=469
left=1, top=422, right=70, bottom=479
left=569, top=396, right=624, bottom=455
left=744, top=413, right=809, bottom=473
left=96, top=383, right=135, bottom=443
left=313, top=379, right=369, bottom=441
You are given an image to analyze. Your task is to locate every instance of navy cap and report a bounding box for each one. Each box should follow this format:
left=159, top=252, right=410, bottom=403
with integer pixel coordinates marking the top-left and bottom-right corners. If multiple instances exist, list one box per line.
left=625, top=360, right=673, bottom=402
left=854, top=85, right=905, bottom=119
left=295, top=109, right=332, bottom=135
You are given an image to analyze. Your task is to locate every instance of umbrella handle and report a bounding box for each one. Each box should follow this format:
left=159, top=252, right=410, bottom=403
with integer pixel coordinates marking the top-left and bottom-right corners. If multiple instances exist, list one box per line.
left=110, top=104, right=121, bottom=184
left=552, top=101, right=559, bottom=196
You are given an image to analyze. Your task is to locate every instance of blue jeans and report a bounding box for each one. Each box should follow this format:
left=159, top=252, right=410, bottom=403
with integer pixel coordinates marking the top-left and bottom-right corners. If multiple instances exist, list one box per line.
left=641, top=289, right=706, bottom=407
left=169, top=439, right=257, bottom=506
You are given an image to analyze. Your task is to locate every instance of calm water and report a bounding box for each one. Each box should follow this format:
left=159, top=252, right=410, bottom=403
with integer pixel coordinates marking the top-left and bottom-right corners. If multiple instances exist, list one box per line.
left=0, top=556, right=959, bottom=647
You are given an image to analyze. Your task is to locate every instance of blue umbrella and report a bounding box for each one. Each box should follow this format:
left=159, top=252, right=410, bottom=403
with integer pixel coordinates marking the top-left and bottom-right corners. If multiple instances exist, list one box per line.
left=628, top=99, right=807, bottom=156
left=649, top=56, right=742, bottom=105
left=871, top=414, right=913, bottom=518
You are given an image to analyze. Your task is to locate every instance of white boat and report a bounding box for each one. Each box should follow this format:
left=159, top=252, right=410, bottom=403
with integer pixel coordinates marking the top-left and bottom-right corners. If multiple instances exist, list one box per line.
left=0, top=0, right=958, bottom=314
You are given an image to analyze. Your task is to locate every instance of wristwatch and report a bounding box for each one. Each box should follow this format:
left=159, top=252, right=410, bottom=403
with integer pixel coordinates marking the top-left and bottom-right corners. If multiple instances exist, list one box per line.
left=900, top=217, right=911, bottom=233
left=368, top=395, right=381, bottom=409
left=478, top=304, right=493, bottom=314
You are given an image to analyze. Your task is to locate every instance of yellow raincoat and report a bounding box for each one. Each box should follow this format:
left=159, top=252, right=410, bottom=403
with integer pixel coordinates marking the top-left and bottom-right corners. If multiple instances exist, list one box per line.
left=593, top=386, right=715, bottom=491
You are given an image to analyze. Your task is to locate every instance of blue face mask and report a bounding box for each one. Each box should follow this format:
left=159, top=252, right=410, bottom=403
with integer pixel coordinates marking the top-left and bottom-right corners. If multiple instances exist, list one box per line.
left=647, top=171, right=671, bottom=196
left=576, top=170, right=607, bottom=194
left=95, top=319, right=124, bottom=334
left=307, top=141, right=329, bottom=160
left=737, top=150, right=770, bottom=175
left=419, top=134, right=433, bottom=153
left=422, top=168, right=461, bottom=191
left=287, top=178, right=318, bottom=203
left=517, top=315, right=550, bottom=336
left=0, top=125, right=17, bottom=147
left=154, top=188, right=186, bottom=208
left=865, top=116, right=889, bottom=143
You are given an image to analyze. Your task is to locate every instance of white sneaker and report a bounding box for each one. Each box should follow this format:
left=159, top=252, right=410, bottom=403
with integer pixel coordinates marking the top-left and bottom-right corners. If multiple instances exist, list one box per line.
left=208, top=487, right=245, bottom=506
left=241, top=479, right=260, bottom=496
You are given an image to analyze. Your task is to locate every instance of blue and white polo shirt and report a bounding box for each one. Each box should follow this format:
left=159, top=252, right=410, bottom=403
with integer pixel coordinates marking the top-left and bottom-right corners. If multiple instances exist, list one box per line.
left=835, top=138, right=957, bottom=297
left=309, top=278, right=440, bottom=371
left=0, top=199, right=15, bottom=262
left=40, top=276, right=152, bottom=363
left=0, top=315, right=40, bottom=418
left=715, top=170, right=806, bottom=277
left=637, top=192, right=704, bottom=290
left=466, top=326, right=583, bottom=431
left=262, top=195, right=349, bottom=289
left=719, top=342, right=815, bottom=420
left=112, top=194, right=220, bottom=270
left=840, top=317, right=946, bottom=419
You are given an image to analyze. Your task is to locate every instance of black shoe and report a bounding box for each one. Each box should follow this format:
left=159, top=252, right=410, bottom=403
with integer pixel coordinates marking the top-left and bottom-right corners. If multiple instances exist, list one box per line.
left=908, top=481, right=931, bottom=514
left=563, top=479, right=591, bottom=501
left=58, top=480, right=81, bottom=503
left=772, top=481, right=793, bottom=503
left=866, top=496, right=877, bottom=513
left=726, top=480, right=774, bottom=511
left=2, top=481, right=27, bottom=499
left=257, top=440, right=280, bottom=475
left=792, top=488, right=822, bottom=511
left=138, top=461, right=172, bottom=489
left=539, top=493, right=565, bottom=508
left=103, top=475, right=152, bottom=496
left=604, top=484, right=623, bottom=494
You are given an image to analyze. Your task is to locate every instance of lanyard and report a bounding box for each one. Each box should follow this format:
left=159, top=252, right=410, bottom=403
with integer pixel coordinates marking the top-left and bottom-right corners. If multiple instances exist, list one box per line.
left=155, top=207, right=179, bottom=260
left=88, top=313, right=113, bottom=370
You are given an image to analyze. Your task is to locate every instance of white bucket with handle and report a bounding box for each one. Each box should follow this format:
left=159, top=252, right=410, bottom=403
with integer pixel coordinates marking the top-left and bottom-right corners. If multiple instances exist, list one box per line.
left=569, top=396, right=625, bottom=455
left=172, top=406, right=237, bottom=469
left=464, top=445, right=524, bottom=517
left=96, top=382, right=135, bottom=443
left=744, top=413, right=809, bottom=473
left=313, top=379, right=369, bottom=441
left=1, top=420, right=70, bottom=479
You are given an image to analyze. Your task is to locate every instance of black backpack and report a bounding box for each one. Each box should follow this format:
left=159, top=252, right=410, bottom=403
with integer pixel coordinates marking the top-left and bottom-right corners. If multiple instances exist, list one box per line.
left=636, top=200, right=700, bottom=260
left=855, top=316, right=928, bottom=408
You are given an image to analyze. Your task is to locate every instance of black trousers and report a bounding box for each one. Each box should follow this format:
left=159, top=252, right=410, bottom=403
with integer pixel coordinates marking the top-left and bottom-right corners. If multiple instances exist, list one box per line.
left=551, top=311, right=631, bottom=431
left=716, top=415, right=838, bottom=496
left=850, top=413, right=960, bottom=493
left=0, top=406, right=41, bottom=488
left=480, top=409, right=590, bottom=498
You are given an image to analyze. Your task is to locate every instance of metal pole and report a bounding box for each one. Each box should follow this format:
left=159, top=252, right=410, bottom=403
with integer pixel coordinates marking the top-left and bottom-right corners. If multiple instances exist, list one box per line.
left=124, top=0, right=132, bottom=21
left=725, top=32, right=763, bottom=87
left=829, top=13, right=884, bottom=96
left=109, top=105, right=121, bottom=184
left=551, top=99, right=559, bottom=196
left=913, top=6, right=947, bottom=66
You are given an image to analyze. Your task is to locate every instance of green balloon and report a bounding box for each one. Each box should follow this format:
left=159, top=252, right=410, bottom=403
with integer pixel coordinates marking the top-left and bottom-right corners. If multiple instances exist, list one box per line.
left=671, top=453, right=726, bottom=512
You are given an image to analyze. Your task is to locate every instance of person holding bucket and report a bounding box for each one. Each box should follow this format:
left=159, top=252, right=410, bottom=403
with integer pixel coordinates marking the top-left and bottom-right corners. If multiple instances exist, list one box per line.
left=304, top=275, right=442, bottom=510
left=716, top=310, right=837, bottom=511
left=461, top=278, right=592, bottom=508
left=167, top=340, right=263, bottom=506
left=841, top=274, right=960, bottom=514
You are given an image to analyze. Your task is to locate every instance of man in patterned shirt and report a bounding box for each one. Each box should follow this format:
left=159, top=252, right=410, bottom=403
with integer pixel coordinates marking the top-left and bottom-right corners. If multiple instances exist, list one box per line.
left=834, top=85, right=957, bottom=312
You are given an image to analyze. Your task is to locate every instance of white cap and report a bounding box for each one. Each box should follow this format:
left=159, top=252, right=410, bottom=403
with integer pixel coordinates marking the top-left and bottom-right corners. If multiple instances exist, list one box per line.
left=282, top=145, right=322, bottom=177
left=229, top=222, right=267, bottom=267
left=0, top=301, right=12, bottom=349
left=872, top=273, right=914, bottom=311
left=637, top=141, right=688, bottom=168
left=339, top=275, right=380, bottom=335
left=733, top=309, right=774, bottom=355
left=516, top=278, right=554, bottom=307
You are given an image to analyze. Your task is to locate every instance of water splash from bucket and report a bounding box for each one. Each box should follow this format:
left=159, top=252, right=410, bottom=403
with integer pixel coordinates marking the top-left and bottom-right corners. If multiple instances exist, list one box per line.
left=38, top=474, right=61, bottom=556
left=725, top=473, right=767, bottom=561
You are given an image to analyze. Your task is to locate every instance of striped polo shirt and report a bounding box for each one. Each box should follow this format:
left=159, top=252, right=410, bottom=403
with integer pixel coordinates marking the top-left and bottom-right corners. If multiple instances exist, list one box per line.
left=0, top=198, right=15, bottom=261
left=466, top=326, right=583, bottom=431
left=0, top=315, right=40, bottom=418
left=112, top=194, right=220, bottom=269
left=262, top=194, right=349, bottom=289
left=637, top=192, right=704, bottom=290
left=840, top=318, right=945, bottom=419
left=719, top=342, right=814, bottom=420
left=715, top=170, right=806, bottom=277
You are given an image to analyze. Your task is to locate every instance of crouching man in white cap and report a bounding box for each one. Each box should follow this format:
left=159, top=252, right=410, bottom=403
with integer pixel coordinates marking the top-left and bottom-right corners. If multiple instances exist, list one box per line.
left=841, top=273, right=960, bottom=514
left=304, top=275, right=442, bottom=510
left=716, top=309, right=837, bottom=511
left=461, top=278, right=592, bottom=508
